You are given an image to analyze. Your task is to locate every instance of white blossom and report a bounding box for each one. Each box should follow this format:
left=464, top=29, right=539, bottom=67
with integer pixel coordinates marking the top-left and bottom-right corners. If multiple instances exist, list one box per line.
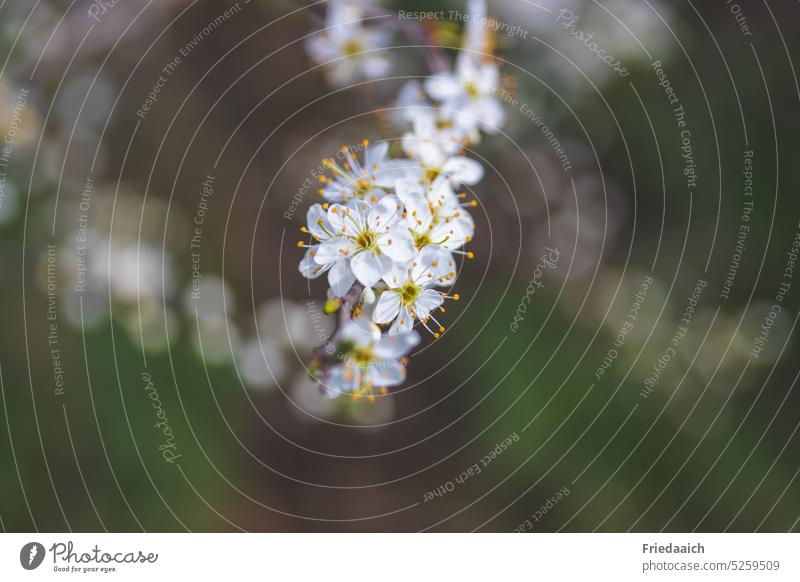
left=300, top=0, right=508, bottom=401
left=305, top=2, right=392, bottom=87
left=322, top=315, right=419, bottom=400
left=318, top=141, right=415, bottom=202
left=425, top=53, right=505, bottom=135
left=302, top=196, right=416, bottom=293
left=373, top=247, right=460, bottom=336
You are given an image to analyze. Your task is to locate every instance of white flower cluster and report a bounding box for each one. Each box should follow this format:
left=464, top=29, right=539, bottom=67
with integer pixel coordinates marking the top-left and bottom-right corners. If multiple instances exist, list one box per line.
left=299, top=0, right=505, bottom=401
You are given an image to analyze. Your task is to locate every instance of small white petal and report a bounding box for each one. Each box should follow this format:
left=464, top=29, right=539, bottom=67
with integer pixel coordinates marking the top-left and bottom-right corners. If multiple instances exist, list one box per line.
left=307, top=204, right=330, bottom=239
left=299, top=247, right=328, bottom=279
left=368, top=359, right=406, bottom=387
left=323, top=364, right=355, bottom=398
left=414, top=288, right=444, bottom=319
left=378, top=225, right=417, bottom=262
left=381, top=260, right=410, bottom=288
left=356, top=288, right=373, bottom=308
left=328, top=259, right=355, bottom=297
left=389, top=306, right=414, bottom=335
left=442, top=156, right=484, bottom=185
left=374, top=331, right=420, bottom=359
left=314, top=237, right=355, bottom=265
left=350, top=250, right=385, bottom=287
left=372, top=290, right=402, bottom=324
left=425, top=73, right=463, bottom=102
left=367, top=194, right=402, bottom=233
left=340, top=315, right=381, bottom=347
left=364, top=142, right=389, bottom=169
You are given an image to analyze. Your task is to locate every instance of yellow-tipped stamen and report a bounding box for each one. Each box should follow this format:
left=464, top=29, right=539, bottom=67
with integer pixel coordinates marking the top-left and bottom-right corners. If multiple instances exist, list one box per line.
left=379, top=387, right=388, bottom=395
left=467, top=251, right=474, bottom=259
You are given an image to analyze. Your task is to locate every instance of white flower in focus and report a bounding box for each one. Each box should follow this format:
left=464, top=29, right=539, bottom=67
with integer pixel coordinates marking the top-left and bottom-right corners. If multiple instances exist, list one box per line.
left=318, top=141, right=414, bottom=202
left=305, top=2, right=391, bottom=87
left=394, top=177, right=475, bottom=284
left=309, top=196, right=416, bottom=292
left=399, top=146, right=485, bottom=188
left=298, top=203, right=357, bottom=297
left=323, top=315, right=420, bottom=400
left=425, top=53, right=505, bottom=135
left=373, top=247, right=459, bottom=336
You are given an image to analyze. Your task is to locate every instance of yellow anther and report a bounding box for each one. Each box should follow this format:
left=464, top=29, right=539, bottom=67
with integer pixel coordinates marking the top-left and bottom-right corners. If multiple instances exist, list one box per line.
left=453, top=293, right=460, bottom=301
left=467, top=252, right=474, bottom=259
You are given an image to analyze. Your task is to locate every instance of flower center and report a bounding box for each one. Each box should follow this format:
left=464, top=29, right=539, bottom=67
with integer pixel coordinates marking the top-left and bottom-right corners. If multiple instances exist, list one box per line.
left=436, top=118, right=453, bottom=130
left=466, top=82, right=480, bottom=98
left=425, top=168, right=441, bottom=183
left=401, top=282, right=420, bottom=305
left=356, top=230, right=377, bottom=249
left=350, top=347, right=374, bottom=368
left=414, top=232, right=431, bottom=248
left=343, top=40, right=363, bottom=56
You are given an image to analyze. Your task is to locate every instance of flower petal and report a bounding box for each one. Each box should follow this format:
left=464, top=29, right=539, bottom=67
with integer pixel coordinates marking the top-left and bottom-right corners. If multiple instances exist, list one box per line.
left=307, top=204, right=331, bottom=240
left=364, top=142, right=389, bottom=169
left=389, top=306, right=414, bottom=335
left=372, top=290, right=401, bottom=324
left=425, top=73, right=463, bottom=102
left=314, top=237, right=355, bottom=264
left=299, top=247, right=328, bottom=279
left=414, top=288, right=444, bottom=319
left=441, top=156, right=484, bottom=185
left=378, top=225, right=417, bottom=261
left=367, top=194, right=402, bottom=233
left=367, top=359, right=406, bottom=387
left=328, top=258, right=355, bottom=297
left=323, top=364, right=355, bottom=398
left=381, top=259, right=410, bottom=288
left=373, top=158, right=422, bottom=187
left=339, top=315, right=381, bottom=346
left=350, top=250, right=386, bottom=287
left=374, top=330, right=420, bottom=359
